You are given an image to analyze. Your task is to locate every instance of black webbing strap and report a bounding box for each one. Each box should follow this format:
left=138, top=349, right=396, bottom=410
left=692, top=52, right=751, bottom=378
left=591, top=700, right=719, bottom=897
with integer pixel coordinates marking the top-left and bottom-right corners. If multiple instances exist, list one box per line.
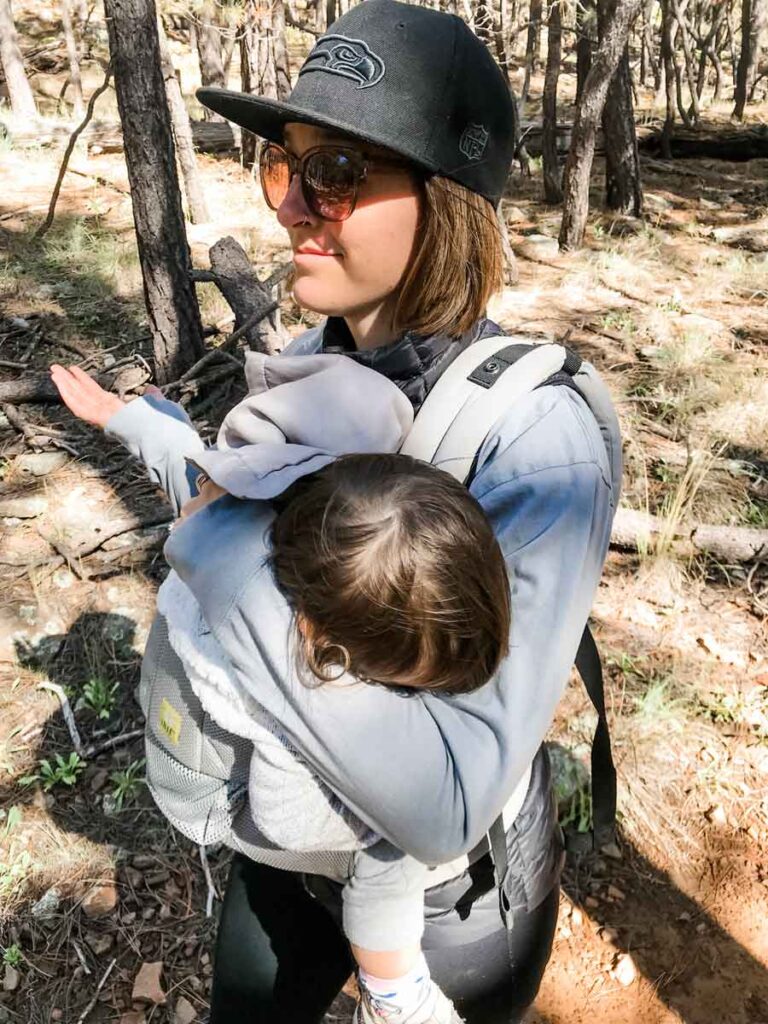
left=572, top=624, right=617, bottom=852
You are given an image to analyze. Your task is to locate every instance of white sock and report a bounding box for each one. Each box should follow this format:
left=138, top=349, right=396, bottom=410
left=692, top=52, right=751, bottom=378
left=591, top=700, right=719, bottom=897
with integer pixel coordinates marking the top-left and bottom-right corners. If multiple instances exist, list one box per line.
left=359, top=953, right=432, bottom=1016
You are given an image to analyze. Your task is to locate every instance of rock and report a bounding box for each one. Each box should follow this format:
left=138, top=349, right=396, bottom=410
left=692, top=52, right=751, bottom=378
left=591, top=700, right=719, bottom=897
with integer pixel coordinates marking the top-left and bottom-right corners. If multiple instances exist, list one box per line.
left=82, top=883, right=119, bottom=919
left=15, top=452, right=68, bottom=478
left=706, top=804, right=728, bottom=826
left=600, top=927, right=619, bottom=944
left=159, top=905, right=173, bottom=921
left=102, top=793, right=121, bottom=816
left=612, top=953, right=636, bottom=987
left=124, top=866, right=143, bottom=889
left=174, top=996, right=197, bottom=1024
left=0, top=496, right=47, bottom=518
left=517, top=233, right=560, bottom=261
left=85, top=932, right=114, bottom=955
left=52, top=568, right=75, bottom=589
left=132, top=855, right=156, bottom=870
left=89, top=769, right=109, bottom=793
left=144, top=869, right=170, bottom=887
left=51, top=1009, right=63, bottom=1021
left=506, top=205, right=528, bottom=223
left=2, top=966, right=19, bottom=992
left=121, top=912, right=137, bottom=925
left=601, top=841, right=623, bottom=861
left=585, top=895, right=599, bottom=909
left=132, top=962, right=166, bottom=1005
left=607, top=884, right=626, bottom=901
left=141, top=907, right=156, bottom=921
left=31, top=887, right=61, bottom=922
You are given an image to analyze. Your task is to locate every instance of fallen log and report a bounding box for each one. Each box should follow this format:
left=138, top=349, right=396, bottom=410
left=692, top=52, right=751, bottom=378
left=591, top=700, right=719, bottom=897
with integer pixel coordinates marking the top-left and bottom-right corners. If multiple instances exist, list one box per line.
left=711, top=224, right=768, bottom=253
left=638, top=124, right=768, bottom=161
left=2, top=118, right=237, bottom=155
left=611, top=507, right=768, bottom=563
left=0, top=371, right=114, bottom=405
left=204, top=237, right=290, bottom=354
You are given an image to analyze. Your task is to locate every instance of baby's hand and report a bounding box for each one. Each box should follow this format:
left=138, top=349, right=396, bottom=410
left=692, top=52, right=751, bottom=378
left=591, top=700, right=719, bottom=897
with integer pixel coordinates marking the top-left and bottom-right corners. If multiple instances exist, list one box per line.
left=50, top=364, right=126, bottom=429
left=179, top=476, right=228, bottom=521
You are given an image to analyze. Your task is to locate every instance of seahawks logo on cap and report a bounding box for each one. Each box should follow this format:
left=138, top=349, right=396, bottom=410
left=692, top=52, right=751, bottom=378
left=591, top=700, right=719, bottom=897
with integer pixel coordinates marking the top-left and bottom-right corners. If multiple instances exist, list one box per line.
left=300, top=34, right=386, bottom=90
left=459, top=124, right=490, bottom=162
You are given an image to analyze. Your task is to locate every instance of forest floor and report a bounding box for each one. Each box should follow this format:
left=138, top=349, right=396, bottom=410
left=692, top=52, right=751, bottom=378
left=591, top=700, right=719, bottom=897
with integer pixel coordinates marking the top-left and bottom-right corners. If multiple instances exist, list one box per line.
left=2, top=13, right=768, bottom=1024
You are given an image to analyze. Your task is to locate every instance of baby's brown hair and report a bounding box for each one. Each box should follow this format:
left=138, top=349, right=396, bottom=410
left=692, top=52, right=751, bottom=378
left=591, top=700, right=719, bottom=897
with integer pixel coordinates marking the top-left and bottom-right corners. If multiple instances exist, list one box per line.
left=268, top=453, right=510, bottom=696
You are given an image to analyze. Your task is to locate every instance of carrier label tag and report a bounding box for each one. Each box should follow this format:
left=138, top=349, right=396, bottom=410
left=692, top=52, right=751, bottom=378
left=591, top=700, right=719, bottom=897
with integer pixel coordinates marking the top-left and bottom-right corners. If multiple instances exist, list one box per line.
left=158, top=698, right=182, bottom=746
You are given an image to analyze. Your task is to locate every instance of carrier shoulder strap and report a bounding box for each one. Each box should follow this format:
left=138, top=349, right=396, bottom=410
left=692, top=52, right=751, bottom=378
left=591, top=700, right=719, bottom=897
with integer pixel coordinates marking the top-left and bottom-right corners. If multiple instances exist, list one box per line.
left=403, top=337, right=617, bottom=859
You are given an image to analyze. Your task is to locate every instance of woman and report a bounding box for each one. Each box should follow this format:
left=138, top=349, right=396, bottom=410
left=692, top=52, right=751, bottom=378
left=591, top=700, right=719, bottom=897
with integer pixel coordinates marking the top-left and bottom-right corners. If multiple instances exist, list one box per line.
left=53, top=2, right=620, bottom=1021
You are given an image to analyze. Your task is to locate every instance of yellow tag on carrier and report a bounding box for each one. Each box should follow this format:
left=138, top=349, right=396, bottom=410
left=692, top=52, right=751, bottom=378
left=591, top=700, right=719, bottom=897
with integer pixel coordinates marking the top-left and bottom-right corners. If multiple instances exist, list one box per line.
left=158, top=698, right=182, bottom=746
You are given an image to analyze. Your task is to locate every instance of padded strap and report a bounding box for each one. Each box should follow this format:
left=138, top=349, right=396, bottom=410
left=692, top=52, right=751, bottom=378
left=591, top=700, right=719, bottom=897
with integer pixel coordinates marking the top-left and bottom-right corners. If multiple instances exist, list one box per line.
left=401, top=339, right=568, bottom=482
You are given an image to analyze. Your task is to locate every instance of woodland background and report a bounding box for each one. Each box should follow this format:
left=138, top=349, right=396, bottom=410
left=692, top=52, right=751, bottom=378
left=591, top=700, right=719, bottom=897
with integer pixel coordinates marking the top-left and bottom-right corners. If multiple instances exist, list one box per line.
left=0, top=0, right=767, bottom=1022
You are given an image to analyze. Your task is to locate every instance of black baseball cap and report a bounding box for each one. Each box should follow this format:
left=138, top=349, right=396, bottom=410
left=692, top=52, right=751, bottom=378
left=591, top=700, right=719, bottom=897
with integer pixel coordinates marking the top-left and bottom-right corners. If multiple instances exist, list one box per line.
left=197, top=0, right=515, bottom=206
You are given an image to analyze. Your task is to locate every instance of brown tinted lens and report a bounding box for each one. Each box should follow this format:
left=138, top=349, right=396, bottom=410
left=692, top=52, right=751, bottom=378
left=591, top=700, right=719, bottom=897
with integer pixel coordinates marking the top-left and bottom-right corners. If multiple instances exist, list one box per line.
left=304, top=150, right=357, bottom=221
left=260, top=145, right=291, bottom=210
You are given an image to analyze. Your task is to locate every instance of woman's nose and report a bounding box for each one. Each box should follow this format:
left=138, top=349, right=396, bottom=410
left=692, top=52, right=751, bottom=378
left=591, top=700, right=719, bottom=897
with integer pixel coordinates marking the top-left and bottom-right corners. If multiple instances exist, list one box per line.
left=276, top=172, right=314, bottom=228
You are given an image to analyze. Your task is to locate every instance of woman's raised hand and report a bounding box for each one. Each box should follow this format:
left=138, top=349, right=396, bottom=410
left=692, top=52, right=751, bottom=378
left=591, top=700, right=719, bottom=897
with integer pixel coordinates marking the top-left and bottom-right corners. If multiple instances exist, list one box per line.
left=49, top=364, right=126, bottom=429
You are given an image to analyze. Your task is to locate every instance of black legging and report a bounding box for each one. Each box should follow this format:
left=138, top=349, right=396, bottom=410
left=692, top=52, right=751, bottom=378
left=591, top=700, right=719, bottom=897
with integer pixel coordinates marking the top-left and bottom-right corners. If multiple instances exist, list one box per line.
left=208, top=854, right=559, bottom=1024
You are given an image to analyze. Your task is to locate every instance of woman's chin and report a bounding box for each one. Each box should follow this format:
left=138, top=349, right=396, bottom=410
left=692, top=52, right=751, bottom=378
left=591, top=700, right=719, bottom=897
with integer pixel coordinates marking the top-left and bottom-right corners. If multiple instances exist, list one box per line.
left=292, top=276, right=348, bottom=318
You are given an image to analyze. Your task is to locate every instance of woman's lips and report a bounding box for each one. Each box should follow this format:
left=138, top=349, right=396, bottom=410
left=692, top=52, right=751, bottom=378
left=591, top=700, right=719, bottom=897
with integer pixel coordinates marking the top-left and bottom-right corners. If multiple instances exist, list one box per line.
left=294, top=249, right=342, bottom=259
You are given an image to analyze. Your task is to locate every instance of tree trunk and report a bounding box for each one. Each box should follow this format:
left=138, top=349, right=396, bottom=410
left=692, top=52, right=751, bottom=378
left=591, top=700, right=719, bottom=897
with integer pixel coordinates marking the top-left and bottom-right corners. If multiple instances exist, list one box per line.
left=602, top=45, right=643, bottom=214
left=734, top=0, right=767, bottom=117
left=61, top=0, right=84, bottom=118
left=240, top=0, right=290, bottom=168
left=521, top=0, right=543, bottom=103
left=660, top=0, right=676, bottom=157
left=272, top=0, right=291, bottom=100
left=542, top=0, right=562, bottom=204
left=671, top=0, right=701, bottom=121
left=576, top=0, right=595, bottom=104
left=558, top=0, right=642, bottom=250
left=195, top=0, right=226, bottom=120
left=0, top=0, right=37, bottom=118
left=157, top=17, right=211, bottom=225
left=103, top=0, right=205, bottom=383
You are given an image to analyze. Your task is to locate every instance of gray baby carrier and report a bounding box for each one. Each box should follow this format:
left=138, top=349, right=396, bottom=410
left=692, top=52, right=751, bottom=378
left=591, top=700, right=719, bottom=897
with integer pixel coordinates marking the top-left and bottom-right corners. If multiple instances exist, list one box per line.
left=139, top=336, right=621, bottom=866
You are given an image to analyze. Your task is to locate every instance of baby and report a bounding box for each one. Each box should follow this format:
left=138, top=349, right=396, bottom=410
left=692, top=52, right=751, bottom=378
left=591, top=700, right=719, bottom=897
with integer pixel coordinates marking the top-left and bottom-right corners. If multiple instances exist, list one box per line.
left=51, top=352, right=512, bottom=1024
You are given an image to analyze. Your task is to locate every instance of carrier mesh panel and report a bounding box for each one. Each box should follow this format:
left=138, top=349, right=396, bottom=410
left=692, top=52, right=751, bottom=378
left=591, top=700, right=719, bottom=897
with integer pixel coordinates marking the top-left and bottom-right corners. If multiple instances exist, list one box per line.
left=141, top=614, right=358, bottom=877
left=141, top=614, right=249, bottom=844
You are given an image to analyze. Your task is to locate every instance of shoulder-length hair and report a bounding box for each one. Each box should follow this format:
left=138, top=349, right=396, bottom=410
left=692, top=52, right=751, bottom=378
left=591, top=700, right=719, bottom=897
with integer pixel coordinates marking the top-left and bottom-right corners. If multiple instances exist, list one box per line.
left=393, top=174, right=506, bottom=339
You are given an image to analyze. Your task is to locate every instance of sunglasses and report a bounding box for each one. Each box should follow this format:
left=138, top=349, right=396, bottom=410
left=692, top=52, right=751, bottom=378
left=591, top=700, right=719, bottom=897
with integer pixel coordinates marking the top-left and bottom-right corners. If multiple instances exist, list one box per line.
left=259, top=141, right=412, bottom=222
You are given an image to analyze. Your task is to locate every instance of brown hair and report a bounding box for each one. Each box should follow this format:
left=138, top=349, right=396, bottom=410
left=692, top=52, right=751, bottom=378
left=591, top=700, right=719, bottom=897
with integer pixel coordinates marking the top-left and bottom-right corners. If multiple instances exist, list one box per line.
left=268, top=452, right=510, bottom=696
left=393, top=174, right=506, bottom=340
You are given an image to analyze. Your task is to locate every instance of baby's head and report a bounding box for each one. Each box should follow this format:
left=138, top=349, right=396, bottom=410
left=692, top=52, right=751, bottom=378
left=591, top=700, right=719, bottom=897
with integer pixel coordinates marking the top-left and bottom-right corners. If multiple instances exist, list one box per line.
left=268, top=453, right=510, bottom=696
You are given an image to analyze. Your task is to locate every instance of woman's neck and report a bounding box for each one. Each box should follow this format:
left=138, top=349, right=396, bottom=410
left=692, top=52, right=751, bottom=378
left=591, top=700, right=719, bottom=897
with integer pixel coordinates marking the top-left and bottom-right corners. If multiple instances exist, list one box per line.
left=343, top=295, right=400, bottom=351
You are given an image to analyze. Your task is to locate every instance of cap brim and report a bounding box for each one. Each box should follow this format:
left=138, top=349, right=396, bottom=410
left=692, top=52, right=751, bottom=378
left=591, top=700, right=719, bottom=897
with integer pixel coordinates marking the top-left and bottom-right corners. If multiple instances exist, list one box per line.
left=196, top=87, right=438, bottom=174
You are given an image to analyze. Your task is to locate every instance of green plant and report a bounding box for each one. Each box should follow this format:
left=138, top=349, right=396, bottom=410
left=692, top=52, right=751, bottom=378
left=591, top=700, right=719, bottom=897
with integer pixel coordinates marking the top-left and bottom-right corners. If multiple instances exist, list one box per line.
left=2, top=805, right=22, bottom=839
left=109, top=758, right=146, bottom=812
left=559, top=784, right=593, bottom=834
left=632, top=676, right=687, bottom=730
left=0, top=851, right=32, bottom=897
left=82, top=676, right=119, bottom=720
left=20, top=751, right=86, bottom=791
left=2, top=944, right=22, bottom=968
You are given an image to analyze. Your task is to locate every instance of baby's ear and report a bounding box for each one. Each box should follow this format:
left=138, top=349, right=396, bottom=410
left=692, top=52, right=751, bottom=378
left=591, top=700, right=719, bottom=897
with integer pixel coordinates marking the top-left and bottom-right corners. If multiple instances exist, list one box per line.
left=296, top=612, right=325, bottom=646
